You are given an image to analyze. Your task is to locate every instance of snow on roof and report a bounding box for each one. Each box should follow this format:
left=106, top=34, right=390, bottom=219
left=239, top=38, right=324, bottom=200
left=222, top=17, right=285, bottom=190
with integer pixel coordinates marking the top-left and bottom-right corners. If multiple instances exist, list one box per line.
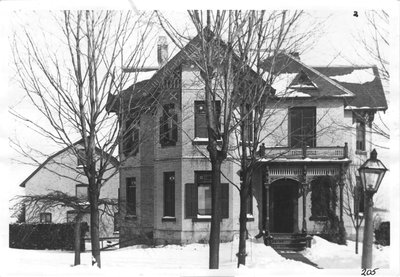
left=134, top=70, right=158, bottom=83
left=258, top=157, right=351, bottom=163
left=329, top=68, right=375, bottom=84
left=271, top=73, right=298, bottom=94
left=276, top=89, right=312, bottom=98
left=345, top=105, right=387, bottom=110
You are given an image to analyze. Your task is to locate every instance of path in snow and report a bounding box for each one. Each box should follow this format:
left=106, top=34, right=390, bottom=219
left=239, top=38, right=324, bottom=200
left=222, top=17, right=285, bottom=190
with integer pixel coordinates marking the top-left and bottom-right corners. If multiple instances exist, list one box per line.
left=276, top=250, right=321, bottom=268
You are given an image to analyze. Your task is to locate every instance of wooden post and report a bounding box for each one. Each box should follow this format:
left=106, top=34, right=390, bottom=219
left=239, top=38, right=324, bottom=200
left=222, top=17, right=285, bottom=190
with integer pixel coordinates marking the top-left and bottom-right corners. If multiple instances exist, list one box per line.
left=302, top=183, right=307, bottom=233
left=263, top=167, right=270, bottom=234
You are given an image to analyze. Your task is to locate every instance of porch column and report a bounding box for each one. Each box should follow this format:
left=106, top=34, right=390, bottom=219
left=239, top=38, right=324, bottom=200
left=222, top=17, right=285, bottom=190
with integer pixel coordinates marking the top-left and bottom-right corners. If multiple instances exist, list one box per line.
left=301, top=165, right=307, bottom=233
left=339, top=164, right=346, bottom=223
left=263, top=167, right=270, bottom=234
left=301, top=182, right=308, bottom=233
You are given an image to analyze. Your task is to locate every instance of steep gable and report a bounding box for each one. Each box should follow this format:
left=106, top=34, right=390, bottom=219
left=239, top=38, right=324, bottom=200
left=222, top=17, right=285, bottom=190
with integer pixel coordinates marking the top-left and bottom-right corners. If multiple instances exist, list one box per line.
left=313, top=66, right=387, bottom=111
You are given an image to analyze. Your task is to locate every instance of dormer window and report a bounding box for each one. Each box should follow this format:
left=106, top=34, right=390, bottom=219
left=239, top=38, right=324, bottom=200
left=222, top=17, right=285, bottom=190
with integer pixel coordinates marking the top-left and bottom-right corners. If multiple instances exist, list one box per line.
left=159, top=103, right=178, bottom=147
left=289, top=70, right=317, bottom=90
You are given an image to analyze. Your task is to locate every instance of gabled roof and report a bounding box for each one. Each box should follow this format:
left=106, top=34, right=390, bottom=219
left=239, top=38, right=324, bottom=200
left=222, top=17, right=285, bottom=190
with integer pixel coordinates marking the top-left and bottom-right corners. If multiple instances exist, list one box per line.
left=263, top=53, right=355, bottom=98
left=19, top=140, right=119, bottom=188
left=107, top=30, right=270, bottom=114
left=313, top=66, right=387, bottom=111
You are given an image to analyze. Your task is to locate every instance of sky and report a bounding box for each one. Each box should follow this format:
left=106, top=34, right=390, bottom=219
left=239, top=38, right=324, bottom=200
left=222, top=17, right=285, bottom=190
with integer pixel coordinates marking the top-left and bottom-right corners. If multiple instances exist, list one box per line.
left=0, top=1, right=399, bottom=255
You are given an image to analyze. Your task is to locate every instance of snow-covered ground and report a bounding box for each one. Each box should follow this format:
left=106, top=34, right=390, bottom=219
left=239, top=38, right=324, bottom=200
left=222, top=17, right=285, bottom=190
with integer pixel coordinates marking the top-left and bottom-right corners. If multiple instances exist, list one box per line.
left=2, top=236, right=392, bottom=276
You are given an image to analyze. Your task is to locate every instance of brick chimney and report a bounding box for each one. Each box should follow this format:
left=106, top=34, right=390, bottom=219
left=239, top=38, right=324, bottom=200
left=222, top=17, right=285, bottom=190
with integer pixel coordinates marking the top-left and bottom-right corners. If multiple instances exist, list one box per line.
left=157, top=36, right=168, bottom=67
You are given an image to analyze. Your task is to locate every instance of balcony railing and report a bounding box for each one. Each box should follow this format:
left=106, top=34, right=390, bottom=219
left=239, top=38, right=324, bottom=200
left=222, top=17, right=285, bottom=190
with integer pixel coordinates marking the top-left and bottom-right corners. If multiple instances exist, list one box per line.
left=258, top=143, right=348, bottom=160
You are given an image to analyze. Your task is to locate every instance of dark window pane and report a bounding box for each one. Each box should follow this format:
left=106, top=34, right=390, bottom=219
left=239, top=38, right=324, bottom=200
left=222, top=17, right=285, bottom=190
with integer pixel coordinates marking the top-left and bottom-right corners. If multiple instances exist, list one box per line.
left=311, top=177, right=331, bottom=218
left=126, top=177, right=136, bottom=215
left=160, top=104, right=178, bottom=147
left=290, top=107, right=316, bottom=147
left=123, top=119, right=139, bottom=156
left=164, top=172, right=175, bottom=217
left=195, top=101, right=221, bottom=139
left=356, top=120, right=366, bottom=151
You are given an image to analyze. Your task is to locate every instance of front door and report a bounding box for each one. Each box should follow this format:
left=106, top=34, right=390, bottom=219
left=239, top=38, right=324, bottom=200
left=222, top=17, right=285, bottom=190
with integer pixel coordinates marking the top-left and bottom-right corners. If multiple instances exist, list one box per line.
left=270, top=180, right=298, bottom=233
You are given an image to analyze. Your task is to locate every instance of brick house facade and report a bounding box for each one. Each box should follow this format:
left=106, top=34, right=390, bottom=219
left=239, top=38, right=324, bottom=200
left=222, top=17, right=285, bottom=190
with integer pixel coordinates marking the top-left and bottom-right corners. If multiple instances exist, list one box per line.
left=107, top=36, right=387, bottom=246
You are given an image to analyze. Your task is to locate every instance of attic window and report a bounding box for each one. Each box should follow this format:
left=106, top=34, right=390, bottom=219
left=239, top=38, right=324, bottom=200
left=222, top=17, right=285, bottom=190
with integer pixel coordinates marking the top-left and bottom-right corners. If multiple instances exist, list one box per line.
left=77, top=149, right=86, bottom=168
left=123, top=118, right=139, bottom=157
left=289, top=70, right=317, bottom=89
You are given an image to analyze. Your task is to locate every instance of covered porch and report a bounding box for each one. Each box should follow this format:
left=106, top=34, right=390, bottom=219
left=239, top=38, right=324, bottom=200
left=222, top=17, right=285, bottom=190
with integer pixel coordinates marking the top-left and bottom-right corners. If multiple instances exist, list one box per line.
left=255, top=144, right=351, bottom=250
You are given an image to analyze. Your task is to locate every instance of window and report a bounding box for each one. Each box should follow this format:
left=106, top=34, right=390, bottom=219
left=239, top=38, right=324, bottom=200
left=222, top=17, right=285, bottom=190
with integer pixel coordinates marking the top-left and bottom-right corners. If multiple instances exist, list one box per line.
left=243, top=104, right=253, bottom=142
left=355, top=177, right=365, bottom=215
left=114, top=212, right=120, bottom=232
left=160, top=104, right=178, bottom=147
left=40, top=212, right=52, bottom=223
left=163, top=172, right=175, bottom=217
left=126, top=177, right=136, bottom=216
left=289, top=107, right=316, bottom=147
left=310, top=177, right=332, bottom=220
left=77, top=149, right=86, bottom=168
left=194, top=101, right=221, bottom=139
left=185, top=172, right=229, bottom=219
left=67, top=210, right=78, bottom=223
left=123, top=118, right=139, bottom=157
left=76, top=184, right=88, bottom=200
left=356, top=120, right=366, bottom=151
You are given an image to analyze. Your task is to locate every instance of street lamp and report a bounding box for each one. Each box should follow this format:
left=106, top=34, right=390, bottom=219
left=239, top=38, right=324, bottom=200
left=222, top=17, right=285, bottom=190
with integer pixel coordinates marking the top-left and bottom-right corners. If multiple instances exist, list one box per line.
left=358, top=149, right=388, bottom=269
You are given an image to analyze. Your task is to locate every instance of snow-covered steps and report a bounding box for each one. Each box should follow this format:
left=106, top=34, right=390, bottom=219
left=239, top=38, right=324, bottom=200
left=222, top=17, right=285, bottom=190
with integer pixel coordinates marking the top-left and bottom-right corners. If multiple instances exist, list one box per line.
left=267, top=233, right=311, bottom=252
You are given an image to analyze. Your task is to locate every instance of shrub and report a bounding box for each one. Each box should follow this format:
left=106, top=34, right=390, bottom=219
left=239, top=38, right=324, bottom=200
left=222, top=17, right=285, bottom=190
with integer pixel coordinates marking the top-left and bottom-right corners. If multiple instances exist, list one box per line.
left=374, top=221, right=390, bottom=246
left=9, top=222, right=88, bottom=250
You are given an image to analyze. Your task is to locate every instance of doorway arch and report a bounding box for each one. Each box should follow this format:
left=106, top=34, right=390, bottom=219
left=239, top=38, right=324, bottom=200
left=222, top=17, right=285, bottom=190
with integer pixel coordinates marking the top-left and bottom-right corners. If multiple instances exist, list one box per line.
left=269, top=178, right=300, bottom=233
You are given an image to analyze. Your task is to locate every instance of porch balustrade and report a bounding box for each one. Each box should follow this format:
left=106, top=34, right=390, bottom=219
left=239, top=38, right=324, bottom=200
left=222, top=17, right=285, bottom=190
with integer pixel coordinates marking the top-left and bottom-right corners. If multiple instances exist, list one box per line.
left=259, top=143, right=348, bottom=160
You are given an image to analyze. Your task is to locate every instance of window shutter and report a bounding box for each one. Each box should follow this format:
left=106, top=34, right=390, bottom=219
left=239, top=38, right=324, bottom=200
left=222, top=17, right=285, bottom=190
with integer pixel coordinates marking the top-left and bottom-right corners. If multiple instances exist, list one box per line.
left=159, top=116, right=165, bottom=146
left=220, top=183, right=229, bottom=218
left=185, top=183, right=197, bottom=218
left=172, top=114, right=178, bottom=145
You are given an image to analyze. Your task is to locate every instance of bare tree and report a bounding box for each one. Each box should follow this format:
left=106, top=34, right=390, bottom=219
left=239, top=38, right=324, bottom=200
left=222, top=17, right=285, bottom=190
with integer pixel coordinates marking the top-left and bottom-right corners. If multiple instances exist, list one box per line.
left=10, top=10, right=154, bottom=268
left=343, top=171, right=364, bottom=254
left=359, top=11, right=389, bottom=81
left=12, top=191, right=116, bottom=266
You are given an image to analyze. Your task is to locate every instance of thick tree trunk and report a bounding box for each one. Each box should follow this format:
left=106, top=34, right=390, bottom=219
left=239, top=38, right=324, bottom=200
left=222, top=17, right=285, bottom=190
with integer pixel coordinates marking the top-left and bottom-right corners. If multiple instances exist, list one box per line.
left=89, top=177, right=101, bottom=268
left=237, top=179, right=248, bottom=267
left=74, top=215, right=82, bottom=266
left=209, top=160, right=222, bottom=269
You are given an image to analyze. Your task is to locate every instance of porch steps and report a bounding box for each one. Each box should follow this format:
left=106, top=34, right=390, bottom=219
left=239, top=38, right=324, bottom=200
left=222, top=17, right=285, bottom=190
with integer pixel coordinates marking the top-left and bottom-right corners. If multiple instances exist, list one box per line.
left=268, top=233, right=309, bottom=251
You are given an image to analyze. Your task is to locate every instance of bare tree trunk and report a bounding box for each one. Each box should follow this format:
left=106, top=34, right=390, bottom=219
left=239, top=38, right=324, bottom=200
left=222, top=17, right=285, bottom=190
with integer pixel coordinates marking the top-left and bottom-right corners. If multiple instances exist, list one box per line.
left=74, top=215, right=83, bottom=266
left=238, top=178, right=248, bottom=267
left=209, top=159, right=222, bottom=269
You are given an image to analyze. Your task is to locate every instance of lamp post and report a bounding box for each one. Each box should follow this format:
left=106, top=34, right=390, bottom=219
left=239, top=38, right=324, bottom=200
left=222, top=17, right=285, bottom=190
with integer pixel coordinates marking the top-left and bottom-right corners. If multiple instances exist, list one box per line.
left=358, top=149, right=388, bottom=269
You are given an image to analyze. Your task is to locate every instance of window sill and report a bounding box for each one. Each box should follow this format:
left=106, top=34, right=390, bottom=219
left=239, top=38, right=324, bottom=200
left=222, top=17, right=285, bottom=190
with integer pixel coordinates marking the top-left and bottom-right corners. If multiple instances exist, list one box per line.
left=161, top=216, right=176, bottom=222
left=192, top=138, right=223, bottom=146
left=125, top=215, right=137, bottom=220
left=355, top=150, right=367, bottom=156
left=246, top=215, right=255, bottom=222
left=309, top=216, right=328, bottom=221
left=192, top=138, right=209, bottom=145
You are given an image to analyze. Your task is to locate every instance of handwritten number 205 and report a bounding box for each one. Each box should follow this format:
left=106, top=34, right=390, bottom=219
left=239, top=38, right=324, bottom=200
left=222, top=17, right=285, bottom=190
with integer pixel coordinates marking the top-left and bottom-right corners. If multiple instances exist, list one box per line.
left=362, top=268, right=378, bottom=276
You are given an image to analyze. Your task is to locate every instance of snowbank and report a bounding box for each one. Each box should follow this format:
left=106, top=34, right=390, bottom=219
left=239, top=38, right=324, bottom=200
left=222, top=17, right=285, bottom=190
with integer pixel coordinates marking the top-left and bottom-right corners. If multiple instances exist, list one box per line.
left=302, top=235, right=390, bottom=269
left=2, top=236, right=391, bottom=276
